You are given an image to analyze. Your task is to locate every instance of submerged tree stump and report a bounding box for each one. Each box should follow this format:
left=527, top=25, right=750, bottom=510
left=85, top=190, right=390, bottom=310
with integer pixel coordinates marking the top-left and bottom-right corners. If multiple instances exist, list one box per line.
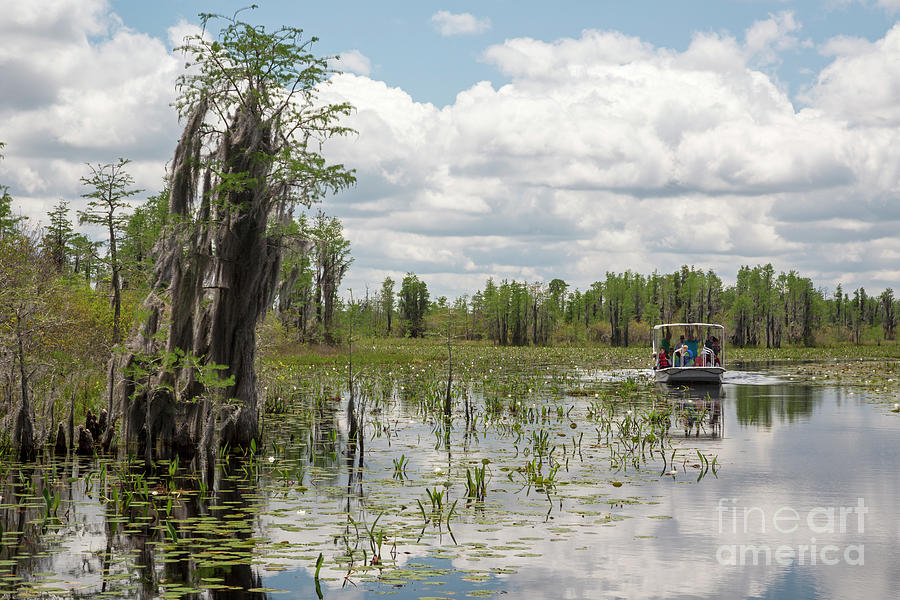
left=54, top=422, right=67, bottom=455
left=76, top=426, right=94, bottom=456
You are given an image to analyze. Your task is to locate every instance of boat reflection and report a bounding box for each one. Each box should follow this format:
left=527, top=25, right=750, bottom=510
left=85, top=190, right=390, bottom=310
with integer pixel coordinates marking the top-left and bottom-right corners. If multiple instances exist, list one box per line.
left=658, top=383, right=724, bottom=438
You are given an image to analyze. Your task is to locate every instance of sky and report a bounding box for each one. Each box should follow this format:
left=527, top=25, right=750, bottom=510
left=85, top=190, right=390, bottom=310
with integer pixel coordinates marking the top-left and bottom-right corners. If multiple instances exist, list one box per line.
left=1, top=1, right=899, bottom=299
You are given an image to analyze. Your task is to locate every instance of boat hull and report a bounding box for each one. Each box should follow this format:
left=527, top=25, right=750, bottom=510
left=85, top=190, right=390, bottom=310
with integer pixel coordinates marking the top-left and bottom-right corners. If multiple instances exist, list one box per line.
left=655, top=366, right=725, bottom=384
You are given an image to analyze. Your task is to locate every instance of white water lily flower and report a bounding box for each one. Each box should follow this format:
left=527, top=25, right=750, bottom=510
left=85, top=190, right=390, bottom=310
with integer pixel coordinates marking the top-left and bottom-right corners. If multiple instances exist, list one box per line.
left=297, top=510, right=306, bottom=515
left=434, top=467, right=443, bottom=474
left=267, top=456, right=275, bottom=463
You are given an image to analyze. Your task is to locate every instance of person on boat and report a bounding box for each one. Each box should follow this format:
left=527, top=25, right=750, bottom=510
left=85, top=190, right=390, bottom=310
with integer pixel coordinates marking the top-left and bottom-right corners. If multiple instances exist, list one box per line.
left=684, top=334, right=699, bottom=360
left=661, top=333, right=672, bottom=356
left=674, top=344, right=693, bottom=366
left=657, top=348, right=670, bottom=369
left=710, top=336, right=721, bottom=366
left=702, top=336, right=715, bottom=366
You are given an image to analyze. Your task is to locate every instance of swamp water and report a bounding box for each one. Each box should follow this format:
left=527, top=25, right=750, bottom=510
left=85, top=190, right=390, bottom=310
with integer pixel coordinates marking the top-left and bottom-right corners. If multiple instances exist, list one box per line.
left=1, top=361, right=898, bottom=599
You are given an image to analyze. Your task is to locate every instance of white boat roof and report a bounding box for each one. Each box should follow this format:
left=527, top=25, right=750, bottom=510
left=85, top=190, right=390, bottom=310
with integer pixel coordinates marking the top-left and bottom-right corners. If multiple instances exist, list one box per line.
left=652, top=323, right=724, bottom=330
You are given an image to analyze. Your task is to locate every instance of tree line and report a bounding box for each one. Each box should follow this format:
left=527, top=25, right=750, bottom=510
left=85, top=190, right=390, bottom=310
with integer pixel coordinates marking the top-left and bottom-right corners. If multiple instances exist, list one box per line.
left=350, top=266, right=898, bottom=348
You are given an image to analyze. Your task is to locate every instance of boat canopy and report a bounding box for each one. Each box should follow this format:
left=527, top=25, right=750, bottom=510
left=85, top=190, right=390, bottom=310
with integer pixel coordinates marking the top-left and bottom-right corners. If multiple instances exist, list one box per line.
left=652, top=323, right=725, bottom=369
left=652, top=323, right=724, bottom=331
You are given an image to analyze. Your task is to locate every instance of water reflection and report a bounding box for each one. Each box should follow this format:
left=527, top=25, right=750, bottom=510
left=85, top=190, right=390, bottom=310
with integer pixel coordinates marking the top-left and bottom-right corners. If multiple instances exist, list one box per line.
left=731, top=383, right=818, bottom=427
left=1, top=370, right=899, bottom=599
left=661, top=383, right=725, bottom=438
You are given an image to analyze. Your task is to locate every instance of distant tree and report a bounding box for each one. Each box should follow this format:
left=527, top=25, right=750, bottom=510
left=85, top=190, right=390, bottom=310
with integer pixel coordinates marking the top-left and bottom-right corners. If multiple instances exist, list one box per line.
left=0, top=231, right=60, bottom=459
left=399, top=273, right=429, bottom=337
left=277, top=215, right=315, bottom=338
left=880, top=289, right=896, bottom=340
left=381, top=276, right=395, bottom=335
left=548, top=278, right=568, bottom=316
left=119, top=190, right=168, bottom=288
left=453, top=294, right=469, bottom=340
left=79, top=158, right=140, bottom=343
left=70, top=233, right=103, bottom=284
left=43, top=200, right=74, bottom=271
left=311, top=212, right=352, bottom=343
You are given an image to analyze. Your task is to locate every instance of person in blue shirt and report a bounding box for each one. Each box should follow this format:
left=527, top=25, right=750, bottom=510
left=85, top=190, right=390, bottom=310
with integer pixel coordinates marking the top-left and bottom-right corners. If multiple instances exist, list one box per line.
left=684, top=333, right=699, bottom=361
left=674, top=343, right=693, bottom=366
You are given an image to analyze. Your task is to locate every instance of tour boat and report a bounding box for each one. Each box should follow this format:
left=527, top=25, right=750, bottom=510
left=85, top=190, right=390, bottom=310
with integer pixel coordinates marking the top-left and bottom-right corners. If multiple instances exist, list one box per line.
left=652, top=322, right=725, bottom=384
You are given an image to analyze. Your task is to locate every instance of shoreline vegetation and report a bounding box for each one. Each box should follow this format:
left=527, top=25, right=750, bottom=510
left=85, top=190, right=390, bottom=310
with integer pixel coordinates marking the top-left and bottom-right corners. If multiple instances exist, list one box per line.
left=264, top=336, right=900, bottom=367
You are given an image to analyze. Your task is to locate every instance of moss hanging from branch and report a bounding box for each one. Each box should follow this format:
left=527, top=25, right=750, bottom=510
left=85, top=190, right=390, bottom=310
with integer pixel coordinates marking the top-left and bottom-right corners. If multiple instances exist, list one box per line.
left=106, top=10, right=355, bottom=463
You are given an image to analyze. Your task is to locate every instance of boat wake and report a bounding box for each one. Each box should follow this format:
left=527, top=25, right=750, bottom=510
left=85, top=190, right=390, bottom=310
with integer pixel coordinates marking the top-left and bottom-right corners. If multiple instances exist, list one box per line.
left=723, top=371, right=786, bottom=385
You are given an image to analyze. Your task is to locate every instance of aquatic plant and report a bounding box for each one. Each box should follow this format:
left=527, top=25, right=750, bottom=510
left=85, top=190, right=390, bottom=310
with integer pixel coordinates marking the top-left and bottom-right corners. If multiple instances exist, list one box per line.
left=465, top=462, right=488, bottom=502
left=392, top=455, right=409, bottom=480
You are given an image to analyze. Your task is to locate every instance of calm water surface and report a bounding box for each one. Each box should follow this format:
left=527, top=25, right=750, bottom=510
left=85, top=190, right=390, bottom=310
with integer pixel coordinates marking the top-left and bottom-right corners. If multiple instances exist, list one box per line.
left=0, top=363, right=897, bottom=599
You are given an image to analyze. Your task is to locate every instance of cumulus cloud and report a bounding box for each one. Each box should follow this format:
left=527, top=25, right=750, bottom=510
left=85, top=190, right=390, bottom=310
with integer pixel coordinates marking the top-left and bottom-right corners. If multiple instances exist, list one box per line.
left=335, top=49, right=372, bottom=76
left=166, top=18, right=205, bottom=50
left=431, top=10, right=491, bottom=36
left=0, top=0, right=180, bottom=225
left=803, top=24, right=900, bottom=126
left=743, top=11, right=801, bottom=66
left=318, top=23, right=900, bottom=296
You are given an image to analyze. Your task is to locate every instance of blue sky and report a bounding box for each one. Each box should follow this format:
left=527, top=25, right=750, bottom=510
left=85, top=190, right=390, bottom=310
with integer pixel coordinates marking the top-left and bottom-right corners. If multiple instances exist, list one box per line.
left=2, top=0, right=899, bottom=297
left=107, top=1, right=896, bottom=107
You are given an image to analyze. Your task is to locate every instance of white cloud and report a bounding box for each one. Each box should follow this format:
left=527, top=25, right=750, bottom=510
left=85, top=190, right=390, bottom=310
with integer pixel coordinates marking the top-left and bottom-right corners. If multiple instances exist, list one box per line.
left=0, top=0, right=180, bottom=219
left=166, top=18, right=205, bottom=50
left=743, top=11, right=801, bottom=66
left=431, top=10, right=491, bottom=37
left=803, top=24, right=900, bottom=126
left=336, top=49, right=372, bottom=76
left=318, top=25, right=900, bottom=296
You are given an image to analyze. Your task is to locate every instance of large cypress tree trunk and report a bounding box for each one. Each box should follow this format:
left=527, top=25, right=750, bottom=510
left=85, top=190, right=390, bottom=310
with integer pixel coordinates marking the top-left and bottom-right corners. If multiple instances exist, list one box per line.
left=102, top=15, right=355, bottom=464
left=107, top=104, right=284, bottom=462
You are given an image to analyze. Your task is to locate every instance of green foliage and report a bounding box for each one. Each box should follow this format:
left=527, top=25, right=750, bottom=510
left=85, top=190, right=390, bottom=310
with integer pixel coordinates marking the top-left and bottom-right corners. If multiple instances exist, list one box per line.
left=0, top=231, right=113, bottom=437
left=277, top=211, right=352, bottom=343
left=78, top=158, right=140, bottom=234
left=175, top=8, right=355, bottom=205
left=399, top=273, right=429, bottom=338
left=79, top=158, right=140, bottom=344
left=392, top=454, right=409, bottom=480
left=119, top=190, right=169, bottom=289
left=126, top=346, right=236, bottom=403
left=395, top=264, right=893, bottom=348
left=381, top=277, right=395, bottom=335
left=43, top=200, right=74, bottom=271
